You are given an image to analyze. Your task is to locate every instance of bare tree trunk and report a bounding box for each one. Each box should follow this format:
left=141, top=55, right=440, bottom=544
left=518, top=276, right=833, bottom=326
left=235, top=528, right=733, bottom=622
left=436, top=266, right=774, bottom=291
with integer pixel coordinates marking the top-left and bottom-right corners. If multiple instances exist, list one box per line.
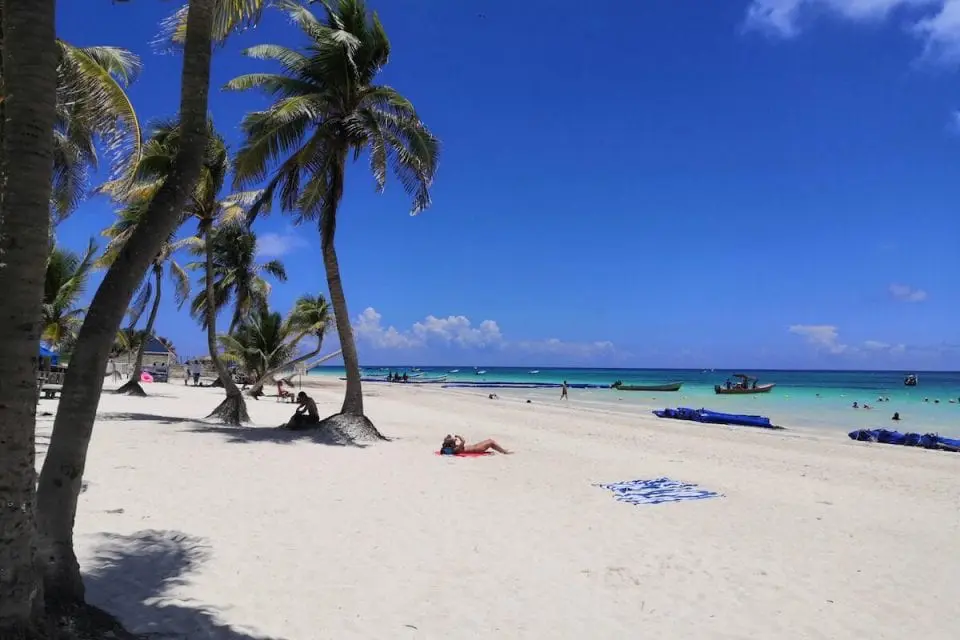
left=204, top=228, right=248, bottom=424
left=35, top=0, right=216, bottom=607
left=316, top=162, right=386, bottom=441
left=0, top=0, right=58, bottom=632
left=115, top=265, right=161, bottom=397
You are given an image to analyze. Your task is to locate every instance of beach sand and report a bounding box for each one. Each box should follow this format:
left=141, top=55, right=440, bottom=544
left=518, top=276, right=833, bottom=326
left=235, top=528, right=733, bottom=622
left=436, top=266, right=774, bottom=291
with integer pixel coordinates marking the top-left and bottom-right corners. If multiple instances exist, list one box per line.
left=35, top=381, right=960, bottom=639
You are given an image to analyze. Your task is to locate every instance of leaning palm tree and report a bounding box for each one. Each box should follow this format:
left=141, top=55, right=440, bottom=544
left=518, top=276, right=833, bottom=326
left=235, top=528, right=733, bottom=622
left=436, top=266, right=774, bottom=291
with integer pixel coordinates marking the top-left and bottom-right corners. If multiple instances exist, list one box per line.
left=227, top=0, right=439, bottom=439
left=244, top=292, right=331, bottom=397
left=36, top=0, right=271, bottom=607
left=101, top=201, right=192, bottom=396
left=187, top=222, right=287, bottom=333
left=42, top=239, right=98, bottom=353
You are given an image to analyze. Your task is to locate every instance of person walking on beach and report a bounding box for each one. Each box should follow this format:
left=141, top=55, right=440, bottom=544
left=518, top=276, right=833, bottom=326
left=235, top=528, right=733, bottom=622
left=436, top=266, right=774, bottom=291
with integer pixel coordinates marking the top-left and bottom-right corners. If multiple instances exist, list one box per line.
left=560, top=380, right=569, bottom=400
left=191, top=360, right=202, bottom=386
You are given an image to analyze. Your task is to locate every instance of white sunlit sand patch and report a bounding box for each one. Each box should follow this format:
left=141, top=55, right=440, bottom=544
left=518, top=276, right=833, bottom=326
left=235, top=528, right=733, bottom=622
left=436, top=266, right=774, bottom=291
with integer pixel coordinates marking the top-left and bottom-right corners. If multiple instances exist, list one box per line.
left=34, top=381, right=960, bottom=639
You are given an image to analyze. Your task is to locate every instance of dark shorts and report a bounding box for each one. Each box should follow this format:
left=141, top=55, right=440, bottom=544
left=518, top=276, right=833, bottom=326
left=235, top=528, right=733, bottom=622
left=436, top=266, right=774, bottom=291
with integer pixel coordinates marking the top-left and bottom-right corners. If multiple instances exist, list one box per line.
left=289, top=413, right=320, bottom=430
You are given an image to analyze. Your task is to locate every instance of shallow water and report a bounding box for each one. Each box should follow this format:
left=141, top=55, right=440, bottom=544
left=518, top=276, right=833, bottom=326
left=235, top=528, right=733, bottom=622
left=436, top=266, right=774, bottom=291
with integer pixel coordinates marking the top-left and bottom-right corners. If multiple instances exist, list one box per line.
left=311, top=367, right=960, bottom=437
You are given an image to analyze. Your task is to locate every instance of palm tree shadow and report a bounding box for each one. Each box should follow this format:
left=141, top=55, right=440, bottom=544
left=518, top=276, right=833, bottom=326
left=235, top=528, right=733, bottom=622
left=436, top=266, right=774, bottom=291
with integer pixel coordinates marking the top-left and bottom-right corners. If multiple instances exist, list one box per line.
left=83, top=529, right=284, bottom=639
left=98, top=412, right=191, bottom=425
left=185, top=424, right=367, bottom=447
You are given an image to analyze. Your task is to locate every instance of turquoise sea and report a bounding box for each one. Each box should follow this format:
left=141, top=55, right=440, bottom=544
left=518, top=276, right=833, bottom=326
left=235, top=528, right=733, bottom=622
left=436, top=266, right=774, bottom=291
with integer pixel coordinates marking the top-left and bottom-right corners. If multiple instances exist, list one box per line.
left=309, top=367, right=960, bottom=437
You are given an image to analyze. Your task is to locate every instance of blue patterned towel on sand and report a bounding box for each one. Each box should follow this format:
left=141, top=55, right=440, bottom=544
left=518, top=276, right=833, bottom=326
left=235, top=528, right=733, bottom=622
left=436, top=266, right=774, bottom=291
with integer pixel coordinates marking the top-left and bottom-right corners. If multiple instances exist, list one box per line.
left=595, top=477, right=721, bottom=506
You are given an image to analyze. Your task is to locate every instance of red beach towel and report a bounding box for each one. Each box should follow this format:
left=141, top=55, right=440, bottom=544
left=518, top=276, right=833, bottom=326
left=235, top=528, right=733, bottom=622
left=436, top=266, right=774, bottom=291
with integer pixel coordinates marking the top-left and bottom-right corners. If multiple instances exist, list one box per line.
left=435, top=451, right=491, bottom=457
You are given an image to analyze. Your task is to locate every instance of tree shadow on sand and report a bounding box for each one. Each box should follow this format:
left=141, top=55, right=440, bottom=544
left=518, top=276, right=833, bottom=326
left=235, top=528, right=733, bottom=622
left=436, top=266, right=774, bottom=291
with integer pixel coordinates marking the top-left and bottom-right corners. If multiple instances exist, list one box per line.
left=83, top=529, right=285, bottom=640
left=185, top=423, right=368, bottom=448
left=98, top=412, right=192, bottom=425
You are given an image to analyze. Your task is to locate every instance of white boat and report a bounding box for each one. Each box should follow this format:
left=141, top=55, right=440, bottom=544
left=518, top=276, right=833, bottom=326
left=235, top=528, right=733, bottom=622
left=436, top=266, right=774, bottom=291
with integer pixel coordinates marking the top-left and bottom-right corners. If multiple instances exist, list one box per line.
left=529, top=370, right=540, bottom=374
left=449, top=369, right=460, bottom=373
left=476, top=370, right=487, bottom=375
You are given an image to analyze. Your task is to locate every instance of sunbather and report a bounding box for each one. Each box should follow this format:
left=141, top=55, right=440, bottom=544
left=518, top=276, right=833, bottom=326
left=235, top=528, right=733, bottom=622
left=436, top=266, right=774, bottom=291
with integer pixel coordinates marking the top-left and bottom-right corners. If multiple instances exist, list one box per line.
left=440, top=434, right=512, bottom=455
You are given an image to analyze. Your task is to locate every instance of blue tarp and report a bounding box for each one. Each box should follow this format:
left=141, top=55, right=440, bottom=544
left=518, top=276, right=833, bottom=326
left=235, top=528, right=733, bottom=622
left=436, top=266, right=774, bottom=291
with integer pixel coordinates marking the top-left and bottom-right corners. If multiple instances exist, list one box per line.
left=848, top=429, right=960, bottom=452
left=39, top=344, right=58, bottom=365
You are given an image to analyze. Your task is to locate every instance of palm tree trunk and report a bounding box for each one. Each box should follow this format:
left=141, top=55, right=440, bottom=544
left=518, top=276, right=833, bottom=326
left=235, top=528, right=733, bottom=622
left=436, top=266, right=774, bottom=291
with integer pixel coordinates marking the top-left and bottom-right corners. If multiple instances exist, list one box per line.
left=322, top=240, right=364, bottom=414
left=204, top=230, right=249, bottom=424
left=316, top=162, right=386, bottom=441
left=0, top=0, right=58, bottom=631
left=35, top=0, right=217, bottom=607
left=115, top=266, right=162, bottom=397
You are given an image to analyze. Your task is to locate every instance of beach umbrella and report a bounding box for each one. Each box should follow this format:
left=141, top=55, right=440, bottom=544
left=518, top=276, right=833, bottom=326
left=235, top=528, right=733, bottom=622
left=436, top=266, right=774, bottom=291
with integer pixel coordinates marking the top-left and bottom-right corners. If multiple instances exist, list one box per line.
left=39, top=344, right=59, bottom=365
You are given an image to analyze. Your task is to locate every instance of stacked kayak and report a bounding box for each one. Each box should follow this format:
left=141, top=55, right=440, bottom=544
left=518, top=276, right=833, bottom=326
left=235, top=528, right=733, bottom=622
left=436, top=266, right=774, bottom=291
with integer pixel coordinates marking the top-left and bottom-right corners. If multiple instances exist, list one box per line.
left=848, top=429, right=960, bottom=452
left=653, top=407, right=779, bottom=430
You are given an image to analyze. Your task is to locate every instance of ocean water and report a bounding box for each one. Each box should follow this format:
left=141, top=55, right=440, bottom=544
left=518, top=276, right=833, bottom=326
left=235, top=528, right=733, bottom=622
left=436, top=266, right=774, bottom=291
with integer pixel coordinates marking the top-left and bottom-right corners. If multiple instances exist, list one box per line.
left=309, top=367, right=960, bottom=437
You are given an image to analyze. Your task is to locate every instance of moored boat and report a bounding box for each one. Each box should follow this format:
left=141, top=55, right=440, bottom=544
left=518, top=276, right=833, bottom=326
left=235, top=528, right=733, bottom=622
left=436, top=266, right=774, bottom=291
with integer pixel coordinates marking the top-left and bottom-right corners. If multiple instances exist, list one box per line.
left=612, top=381, right=683, bottom=392
left=904, top=374, right=918, bottom=387
left=714, top=373, right=775, bottom=395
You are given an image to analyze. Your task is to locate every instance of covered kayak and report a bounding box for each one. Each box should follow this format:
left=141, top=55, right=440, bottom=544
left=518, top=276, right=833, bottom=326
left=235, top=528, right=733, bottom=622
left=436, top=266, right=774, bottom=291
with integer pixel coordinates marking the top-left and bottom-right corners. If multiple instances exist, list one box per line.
left=653, top=407, right=779, bottom=429
left=848, top=429, right=960, bottom=452
left=613, top=381, right=682, bottom=392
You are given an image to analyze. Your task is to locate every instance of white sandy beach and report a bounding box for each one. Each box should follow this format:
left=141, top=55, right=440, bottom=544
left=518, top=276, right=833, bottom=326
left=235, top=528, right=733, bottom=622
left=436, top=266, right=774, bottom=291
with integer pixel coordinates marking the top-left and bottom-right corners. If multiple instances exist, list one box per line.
left=34, top=380, right=960, bottom=640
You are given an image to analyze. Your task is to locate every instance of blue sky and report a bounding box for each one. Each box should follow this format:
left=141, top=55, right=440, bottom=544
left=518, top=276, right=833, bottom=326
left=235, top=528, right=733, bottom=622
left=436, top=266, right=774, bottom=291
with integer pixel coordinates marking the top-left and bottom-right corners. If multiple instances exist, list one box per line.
left=56, top=0, right=959, bottom=370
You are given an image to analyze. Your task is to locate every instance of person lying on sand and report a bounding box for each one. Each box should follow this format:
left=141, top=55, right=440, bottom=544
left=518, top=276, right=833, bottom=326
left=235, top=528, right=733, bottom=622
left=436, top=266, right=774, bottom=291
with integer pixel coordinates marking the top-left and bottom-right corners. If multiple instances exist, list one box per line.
left=284, top=391, right=319, bottom=430
left=441, top=434, right=512, bottom=455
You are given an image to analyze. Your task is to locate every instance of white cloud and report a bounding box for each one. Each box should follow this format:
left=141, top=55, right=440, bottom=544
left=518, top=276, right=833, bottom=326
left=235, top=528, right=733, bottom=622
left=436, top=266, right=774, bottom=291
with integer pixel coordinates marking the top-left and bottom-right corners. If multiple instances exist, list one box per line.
left=863, top=339, right=890, bottom=349
left=256, top=228, right=308, bottom=258
left=411, top=315, right=503, bottom=347
left=788, top=324, right=849, bottom=353
left=948, top=109, right=960, bottom=133
left=889, top=282, right=928, bottom=302
left=515, top=338, right=618, bottom=359
left=745, top=0, right=960, bottom=63
left=352, top=307, right=617, bottom=359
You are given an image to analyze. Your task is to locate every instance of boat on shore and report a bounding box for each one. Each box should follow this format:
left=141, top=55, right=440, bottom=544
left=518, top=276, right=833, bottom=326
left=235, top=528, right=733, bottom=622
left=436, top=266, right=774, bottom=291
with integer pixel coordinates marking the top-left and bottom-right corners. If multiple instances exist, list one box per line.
left=612, top=381, right=682, bottom=392
left=714, top=373, right=775, bottom=395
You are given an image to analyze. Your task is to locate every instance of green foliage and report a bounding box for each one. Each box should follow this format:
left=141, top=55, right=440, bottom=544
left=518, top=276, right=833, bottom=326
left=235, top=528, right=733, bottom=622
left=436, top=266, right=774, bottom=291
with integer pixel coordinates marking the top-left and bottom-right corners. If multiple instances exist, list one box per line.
left=42, top=239, right=98, bottom=350
left=226, top=0, right=440, bottom=239
left=187, top=222, right=287, bottom=332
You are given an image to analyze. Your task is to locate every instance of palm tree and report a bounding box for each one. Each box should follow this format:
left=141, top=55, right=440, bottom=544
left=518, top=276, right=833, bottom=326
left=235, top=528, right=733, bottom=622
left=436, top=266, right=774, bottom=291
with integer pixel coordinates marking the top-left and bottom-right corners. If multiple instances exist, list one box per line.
left=187, top=222, right=287, bottom=333
left=42, top=239, right=98, bottom=353
left=101, top=201, right=191, bottom=396
left=244, top=293, right=332, bottom=397
left=51, top=41, right=141, bottom=223
left=0, top=0, right=59, bottom=629
left=227, top=0, right=439, bottom=439
left=219, top=306, right=298, bottom=387
left=36, top=0, right=223, bottom=607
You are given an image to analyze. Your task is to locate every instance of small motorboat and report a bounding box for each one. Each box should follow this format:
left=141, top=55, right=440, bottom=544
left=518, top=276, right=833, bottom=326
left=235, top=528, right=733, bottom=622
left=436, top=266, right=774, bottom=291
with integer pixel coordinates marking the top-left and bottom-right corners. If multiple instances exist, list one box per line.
left=476, top=370, right=487, bottom=375
left=449, top=369, right=460, bottom=373
left=715, top=373, right=775, bottom=395
left=528, top=370, right=540, bottom=374
left=904, top=374, right=918, bottom=387
left=612, top=381, right=682, bottom=392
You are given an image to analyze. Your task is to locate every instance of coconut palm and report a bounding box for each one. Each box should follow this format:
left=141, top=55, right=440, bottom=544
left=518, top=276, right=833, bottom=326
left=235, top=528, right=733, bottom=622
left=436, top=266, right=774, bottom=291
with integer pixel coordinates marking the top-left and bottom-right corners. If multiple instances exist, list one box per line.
left=42, top=239, right=98, bottom=353
left=101, top=200, right=192, bottom=396
left=187, top=222, right=287, bottom=333
left=51, top=41, right=141, bottom=223
left=219, top=306, right=298, bottom=386
left=227, top=0, right=439, bottom=439
left=36, top=0, right=224, bottom=606
left=0, top=1, right=59, bottom=627
left=244, top=292, right=331, bottom=397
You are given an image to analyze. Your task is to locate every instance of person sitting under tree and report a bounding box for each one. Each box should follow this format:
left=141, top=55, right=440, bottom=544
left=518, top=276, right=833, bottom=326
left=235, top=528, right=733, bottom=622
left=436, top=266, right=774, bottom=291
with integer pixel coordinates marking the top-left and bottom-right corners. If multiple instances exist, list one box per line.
left=284, top=391, right=320, bottom=429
